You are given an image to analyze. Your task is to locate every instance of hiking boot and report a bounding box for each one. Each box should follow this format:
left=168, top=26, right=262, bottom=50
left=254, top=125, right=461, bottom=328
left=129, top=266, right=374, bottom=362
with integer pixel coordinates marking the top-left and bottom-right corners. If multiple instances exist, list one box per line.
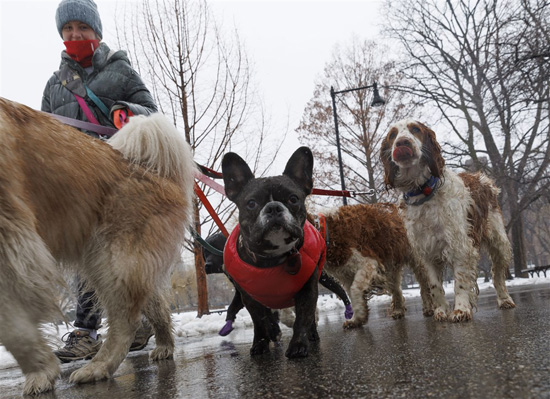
left=130, top=319, right=154, bottom=352
left=54, top=329, right=102, bottom=363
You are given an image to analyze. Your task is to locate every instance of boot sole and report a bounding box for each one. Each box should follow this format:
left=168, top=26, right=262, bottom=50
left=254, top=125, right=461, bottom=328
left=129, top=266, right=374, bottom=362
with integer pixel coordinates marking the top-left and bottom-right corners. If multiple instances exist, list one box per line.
left=56, top=352, right=98, bottom=363
left=129, top=334, right=154, bottom=352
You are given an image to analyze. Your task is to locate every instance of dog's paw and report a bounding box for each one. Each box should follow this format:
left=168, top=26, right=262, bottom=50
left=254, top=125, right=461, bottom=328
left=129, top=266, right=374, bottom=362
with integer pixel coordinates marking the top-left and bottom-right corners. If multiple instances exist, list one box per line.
left=285, top=341, right=309, bottom=358
left=69, top=362, right=110, bottom=384
left=451, top=309, right=473, bottom=322
left=250, top=338, right=270, bottom=356
left=343, top=319, right=363, bottom=329
left=391, top=309, right=405, bottom=319
left=344, top=304, right=354, bottom=319
left=308, top=329, right=320, bottom=342
left=219, top=321, right=234, bottom=336
left=150, top=345, right=174, bottom=361
left=268, top=323, right=282, bottom=342
left=433, top=308, right=449, bottom=322
left=498, top=298, right=516, bottom=309
left=422, top=308, right=435, bottom=317
left=23, top=371, right=57, bottom=396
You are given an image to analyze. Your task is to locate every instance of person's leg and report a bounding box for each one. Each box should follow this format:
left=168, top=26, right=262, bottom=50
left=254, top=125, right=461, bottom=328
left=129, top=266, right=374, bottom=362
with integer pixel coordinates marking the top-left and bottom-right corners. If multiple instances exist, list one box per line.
left=54, top=280, right=103, bottom=363
left=73, top=283, right=102, bottom=333
left=129, top=316, right=155, bottom=352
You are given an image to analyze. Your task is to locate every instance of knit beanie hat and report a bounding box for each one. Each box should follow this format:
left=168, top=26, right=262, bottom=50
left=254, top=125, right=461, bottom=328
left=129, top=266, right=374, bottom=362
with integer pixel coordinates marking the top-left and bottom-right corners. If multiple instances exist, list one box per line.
left=56, top=0, right=103, bottom=39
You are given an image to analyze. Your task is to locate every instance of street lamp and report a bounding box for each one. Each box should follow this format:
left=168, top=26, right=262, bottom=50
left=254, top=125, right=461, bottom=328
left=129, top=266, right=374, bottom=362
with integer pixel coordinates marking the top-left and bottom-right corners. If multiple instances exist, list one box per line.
left=330, top=82, right=385, bottom=205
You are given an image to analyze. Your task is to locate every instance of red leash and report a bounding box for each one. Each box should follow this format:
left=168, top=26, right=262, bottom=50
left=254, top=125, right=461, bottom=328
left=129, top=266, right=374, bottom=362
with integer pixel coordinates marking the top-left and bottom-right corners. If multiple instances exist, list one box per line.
left=194, top=182, right=229, bottom=238
left=312, top=188, right=353, bottom=198
left=194, top=164, right=369, bottom=199
left=193, top=164, right=373, bottom=243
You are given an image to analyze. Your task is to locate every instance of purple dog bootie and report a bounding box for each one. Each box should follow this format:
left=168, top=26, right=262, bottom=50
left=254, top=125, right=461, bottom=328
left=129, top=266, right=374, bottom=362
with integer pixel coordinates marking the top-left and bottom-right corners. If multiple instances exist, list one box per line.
left=344, top=304, right=354, bottom=320
left=219, top=320, right=234, bottom=336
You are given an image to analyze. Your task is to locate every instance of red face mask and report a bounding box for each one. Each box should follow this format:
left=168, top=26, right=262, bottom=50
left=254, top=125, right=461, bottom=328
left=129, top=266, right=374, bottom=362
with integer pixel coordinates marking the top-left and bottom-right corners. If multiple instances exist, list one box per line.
left=64, top=39, right=100, bottom=68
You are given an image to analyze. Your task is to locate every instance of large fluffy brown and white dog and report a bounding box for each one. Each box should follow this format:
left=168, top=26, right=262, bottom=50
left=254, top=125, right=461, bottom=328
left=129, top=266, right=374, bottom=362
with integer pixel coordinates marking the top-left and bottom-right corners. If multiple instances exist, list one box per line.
left=0, top=98, right=195, bottom=395
left=380, top=119, right=516, bottom=322
left=309, top=203, right=432, bottom=329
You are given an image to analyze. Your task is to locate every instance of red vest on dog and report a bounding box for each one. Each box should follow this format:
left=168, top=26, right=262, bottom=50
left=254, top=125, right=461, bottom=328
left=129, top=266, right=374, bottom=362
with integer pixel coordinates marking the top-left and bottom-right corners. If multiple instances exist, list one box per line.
left=224, top=221, right=326, bottom=309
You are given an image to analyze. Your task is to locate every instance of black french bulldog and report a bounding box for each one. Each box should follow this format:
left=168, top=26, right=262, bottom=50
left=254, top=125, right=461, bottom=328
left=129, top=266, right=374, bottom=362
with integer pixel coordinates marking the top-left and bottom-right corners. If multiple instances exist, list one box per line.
left=203, top=232, right=353, bottom=337
left=221, top=146, right=325, bottom=358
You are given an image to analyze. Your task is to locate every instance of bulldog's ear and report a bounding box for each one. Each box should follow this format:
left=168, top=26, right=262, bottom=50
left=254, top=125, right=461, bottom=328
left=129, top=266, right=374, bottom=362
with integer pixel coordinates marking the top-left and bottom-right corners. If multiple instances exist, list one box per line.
left=283, top=146, right=314, bottom=196
left=222, top=152, right=255, bottom=201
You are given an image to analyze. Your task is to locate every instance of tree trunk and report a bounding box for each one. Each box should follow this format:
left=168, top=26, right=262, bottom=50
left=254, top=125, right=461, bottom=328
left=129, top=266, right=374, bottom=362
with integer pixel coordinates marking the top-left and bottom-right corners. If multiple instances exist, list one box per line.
left=193, top=200, right=209, bottom=317
left=510, top=213, right=529, bottom=278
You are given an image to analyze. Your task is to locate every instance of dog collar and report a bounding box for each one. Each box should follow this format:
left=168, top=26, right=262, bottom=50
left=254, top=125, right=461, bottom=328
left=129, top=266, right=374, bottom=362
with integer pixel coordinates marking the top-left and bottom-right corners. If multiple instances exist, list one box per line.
left=403, top=176, right=440, bottom=206
left=237, top=234, right=301, bottom=273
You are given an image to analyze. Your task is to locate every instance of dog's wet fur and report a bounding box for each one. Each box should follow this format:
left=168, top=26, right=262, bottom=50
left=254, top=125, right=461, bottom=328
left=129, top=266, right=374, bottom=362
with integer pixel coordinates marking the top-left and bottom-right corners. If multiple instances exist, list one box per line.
left=0, top=98, right=195, bottom=395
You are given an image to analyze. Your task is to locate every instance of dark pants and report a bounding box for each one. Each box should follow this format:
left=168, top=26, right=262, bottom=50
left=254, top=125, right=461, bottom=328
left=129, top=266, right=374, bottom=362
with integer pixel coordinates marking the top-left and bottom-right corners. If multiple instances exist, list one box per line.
left=73, top=280, right=102, bottom=330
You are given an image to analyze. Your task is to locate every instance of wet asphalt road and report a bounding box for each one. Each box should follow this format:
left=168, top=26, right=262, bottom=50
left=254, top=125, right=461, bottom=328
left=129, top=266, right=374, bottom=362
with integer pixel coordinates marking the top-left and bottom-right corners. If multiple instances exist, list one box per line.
left=1, top=283, right=549, bottom=399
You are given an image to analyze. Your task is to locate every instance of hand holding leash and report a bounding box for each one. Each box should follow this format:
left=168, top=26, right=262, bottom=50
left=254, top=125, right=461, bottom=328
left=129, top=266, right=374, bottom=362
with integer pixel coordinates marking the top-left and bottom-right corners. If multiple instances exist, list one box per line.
left=113, top=108, right=133, bottom=129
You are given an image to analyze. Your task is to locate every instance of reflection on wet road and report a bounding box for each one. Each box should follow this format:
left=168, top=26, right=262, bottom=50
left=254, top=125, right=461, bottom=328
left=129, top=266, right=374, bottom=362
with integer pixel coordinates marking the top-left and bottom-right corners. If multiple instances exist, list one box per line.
left=1, top=284, right=549, bottom=398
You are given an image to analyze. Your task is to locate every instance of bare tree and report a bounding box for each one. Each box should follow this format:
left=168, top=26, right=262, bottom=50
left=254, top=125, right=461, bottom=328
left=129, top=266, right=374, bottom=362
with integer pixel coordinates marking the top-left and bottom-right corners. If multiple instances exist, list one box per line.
left=383, top=0, right=550, bottom=277
left=296, top=38, right=423, bottom=206
left=117, top=0, right=284, bottom=316
left=524, top=200, right=550, bottom=266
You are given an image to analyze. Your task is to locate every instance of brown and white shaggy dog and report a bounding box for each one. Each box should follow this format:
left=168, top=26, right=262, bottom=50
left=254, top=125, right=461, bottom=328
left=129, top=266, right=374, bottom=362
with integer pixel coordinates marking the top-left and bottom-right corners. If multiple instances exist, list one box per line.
left=0, top=98, right=195, bottom=395
left=309, top=203, right=432, bottom=329
left=380, top=119, right=516, bottom=323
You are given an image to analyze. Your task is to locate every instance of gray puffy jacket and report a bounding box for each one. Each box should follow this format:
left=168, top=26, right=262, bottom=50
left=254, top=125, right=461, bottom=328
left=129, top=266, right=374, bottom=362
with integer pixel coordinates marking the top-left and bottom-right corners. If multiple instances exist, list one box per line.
left=42, top=42, right=157, bottom=137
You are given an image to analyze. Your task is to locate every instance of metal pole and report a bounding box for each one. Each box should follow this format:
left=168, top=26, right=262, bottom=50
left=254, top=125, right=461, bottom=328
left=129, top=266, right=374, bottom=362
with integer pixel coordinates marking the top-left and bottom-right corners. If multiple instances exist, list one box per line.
left=330, top=86, right=347, bottom=206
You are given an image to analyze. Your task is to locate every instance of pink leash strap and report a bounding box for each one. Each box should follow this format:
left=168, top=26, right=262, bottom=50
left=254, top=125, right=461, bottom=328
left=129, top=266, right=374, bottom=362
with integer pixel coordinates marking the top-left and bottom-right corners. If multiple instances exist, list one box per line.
left=194, top=170, right=226, bottom=195
left=74, top=94, right=100, bottom=125
left=48, top=113, right=117, bottom=137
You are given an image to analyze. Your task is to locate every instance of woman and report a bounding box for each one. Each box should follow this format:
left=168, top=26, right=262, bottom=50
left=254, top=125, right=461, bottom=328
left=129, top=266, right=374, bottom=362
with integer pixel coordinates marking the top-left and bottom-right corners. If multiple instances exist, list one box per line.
left=42, top=0, right=157, bottom=136
left=42, top=0, right=157, bottom=363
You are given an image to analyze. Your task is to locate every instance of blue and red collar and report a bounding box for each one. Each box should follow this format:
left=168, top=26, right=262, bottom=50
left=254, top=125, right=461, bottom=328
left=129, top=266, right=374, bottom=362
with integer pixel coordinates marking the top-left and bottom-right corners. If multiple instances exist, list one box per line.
left=403, top=176, right=440, bottom=205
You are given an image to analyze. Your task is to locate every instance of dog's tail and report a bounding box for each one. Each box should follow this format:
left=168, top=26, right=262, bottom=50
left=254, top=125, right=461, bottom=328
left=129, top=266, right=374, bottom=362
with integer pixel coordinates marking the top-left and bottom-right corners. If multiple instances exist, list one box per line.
left=108, top=113, right=197, bottom=195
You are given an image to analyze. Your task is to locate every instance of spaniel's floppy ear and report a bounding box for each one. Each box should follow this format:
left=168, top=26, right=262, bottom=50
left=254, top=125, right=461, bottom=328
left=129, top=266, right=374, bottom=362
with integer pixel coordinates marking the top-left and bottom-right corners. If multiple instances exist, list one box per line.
left=222, top=152, right=255, bottom=201
left=380, top=133, right=399, bottom=188
left=283, top=146, right=314, bottom=196
left=419, top=122, right=445, bottom=178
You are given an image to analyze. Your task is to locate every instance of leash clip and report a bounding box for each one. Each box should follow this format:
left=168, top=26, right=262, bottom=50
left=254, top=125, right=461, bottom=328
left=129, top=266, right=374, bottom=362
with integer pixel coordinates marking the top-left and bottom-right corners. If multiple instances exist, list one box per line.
left=351, top=189, right=375, bottom=198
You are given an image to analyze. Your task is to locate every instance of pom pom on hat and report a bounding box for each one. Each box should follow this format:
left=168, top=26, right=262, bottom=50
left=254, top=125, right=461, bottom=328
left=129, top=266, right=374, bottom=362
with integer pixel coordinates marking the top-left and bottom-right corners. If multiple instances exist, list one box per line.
left=56, top=0, right=103, bottom=39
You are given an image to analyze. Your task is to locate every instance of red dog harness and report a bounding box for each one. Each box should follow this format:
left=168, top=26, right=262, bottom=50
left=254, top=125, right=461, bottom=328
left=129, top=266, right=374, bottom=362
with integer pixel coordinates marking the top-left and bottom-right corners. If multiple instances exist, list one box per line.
left=224, top=221, right=326, bottom=309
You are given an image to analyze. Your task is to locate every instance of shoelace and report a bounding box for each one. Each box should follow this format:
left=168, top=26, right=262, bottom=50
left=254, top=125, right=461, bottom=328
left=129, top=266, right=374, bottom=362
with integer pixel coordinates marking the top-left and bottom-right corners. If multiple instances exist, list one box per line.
left=60, top=331, right=83, bottom=347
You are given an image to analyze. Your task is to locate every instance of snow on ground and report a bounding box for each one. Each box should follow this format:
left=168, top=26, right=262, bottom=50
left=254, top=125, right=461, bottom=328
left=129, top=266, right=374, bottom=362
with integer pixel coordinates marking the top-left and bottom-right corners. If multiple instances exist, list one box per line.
left=1, top=275, right=549, bottom=370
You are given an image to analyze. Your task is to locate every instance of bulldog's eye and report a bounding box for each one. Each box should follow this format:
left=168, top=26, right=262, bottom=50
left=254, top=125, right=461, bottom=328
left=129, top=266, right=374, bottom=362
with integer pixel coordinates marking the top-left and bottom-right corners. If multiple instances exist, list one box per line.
left=388, top=131, right=397, bottom=141
left=411, top=126, right=421, bottom=134
left=246, top=200, right=258, bottom=210
left=288, top=195, right=299, bottom=205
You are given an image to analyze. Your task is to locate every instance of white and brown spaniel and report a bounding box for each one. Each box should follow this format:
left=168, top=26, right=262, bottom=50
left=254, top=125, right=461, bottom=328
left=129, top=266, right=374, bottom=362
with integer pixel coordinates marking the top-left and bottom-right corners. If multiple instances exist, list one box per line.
left=309, top=203, right=433, bottom=329
left=380, top=119, right=516, bottom=322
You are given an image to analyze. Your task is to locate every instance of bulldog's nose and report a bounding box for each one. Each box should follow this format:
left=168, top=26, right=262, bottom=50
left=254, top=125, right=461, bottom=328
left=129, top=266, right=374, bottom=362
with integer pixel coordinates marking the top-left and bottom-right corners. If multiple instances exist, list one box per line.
left=264, top=202, right=285, bottom=219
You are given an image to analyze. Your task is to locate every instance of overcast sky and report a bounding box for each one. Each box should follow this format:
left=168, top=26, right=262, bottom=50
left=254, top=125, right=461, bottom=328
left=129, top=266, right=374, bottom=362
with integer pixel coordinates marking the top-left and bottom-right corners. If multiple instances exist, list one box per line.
left=0, top=0, right=383, bottom=164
